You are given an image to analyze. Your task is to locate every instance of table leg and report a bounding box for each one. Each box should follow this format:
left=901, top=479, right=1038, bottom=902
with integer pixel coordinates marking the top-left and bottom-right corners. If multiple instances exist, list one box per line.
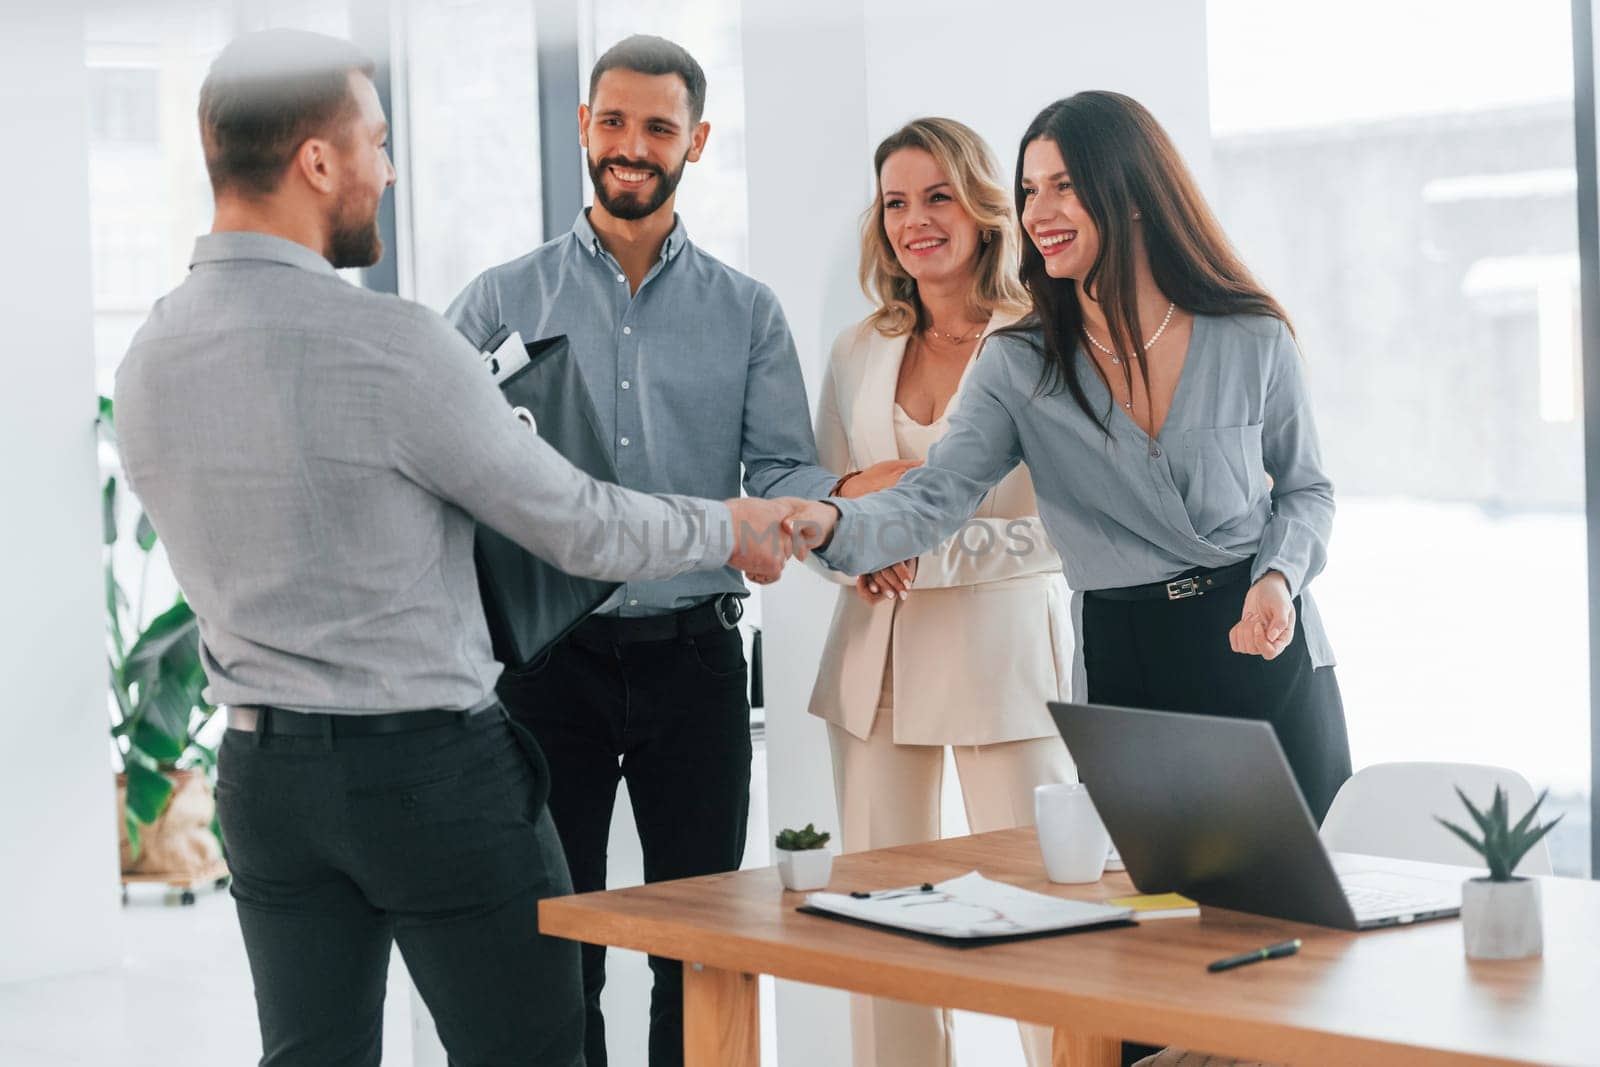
left=1052, top=1027, right=1121, bottom=1067
left=683, top=962, right=759, bottom=1067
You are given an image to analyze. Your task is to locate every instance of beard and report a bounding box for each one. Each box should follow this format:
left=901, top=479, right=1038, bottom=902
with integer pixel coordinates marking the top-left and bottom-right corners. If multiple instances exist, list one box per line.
left=587, top=150, right=687, bottom=221
left=327, top=187, right=384, bottom=269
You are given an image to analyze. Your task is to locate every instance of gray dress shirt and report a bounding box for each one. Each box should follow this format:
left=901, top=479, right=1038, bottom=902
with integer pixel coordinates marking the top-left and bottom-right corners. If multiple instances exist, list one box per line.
left=446, top=211, right=837, bottom=616
left=115, top=232, right=734, bottom=715
left=821, top=314, right=1336, bottom=667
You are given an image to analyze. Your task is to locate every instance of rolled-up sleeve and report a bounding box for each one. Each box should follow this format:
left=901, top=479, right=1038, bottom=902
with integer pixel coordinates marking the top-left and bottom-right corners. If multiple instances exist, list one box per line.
left=384, top=306, right=732, bottom=580
left=821, top=351, right=1023, bottom=576
left=740, top=285, right=840, bottom=501
left=1250, top=321, right=1334, bottom=597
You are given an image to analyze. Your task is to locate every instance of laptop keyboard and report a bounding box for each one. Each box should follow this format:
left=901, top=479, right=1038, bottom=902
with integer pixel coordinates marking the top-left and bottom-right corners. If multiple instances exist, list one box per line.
left=1344, top=882, right=1450, bottom=918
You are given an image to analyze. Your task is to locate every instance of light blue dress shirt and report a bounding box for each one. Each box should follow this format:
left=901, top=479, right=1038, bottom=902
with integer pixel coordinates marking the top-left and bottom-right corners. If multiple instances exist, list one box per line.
left=447, top=211, right=837, bottom=616
left=822, top=314, right=1336, bottom=667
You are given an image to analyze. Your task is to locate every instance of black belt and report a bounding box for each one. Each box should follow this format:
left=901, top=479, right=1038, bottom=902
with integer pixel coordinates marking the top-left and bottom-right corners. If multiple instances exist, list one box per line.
left=227, top=703, right=500, bottom=737
left=1086, top=559, right=1256, bottom=602
left=571, top=593, right=743, bottom=648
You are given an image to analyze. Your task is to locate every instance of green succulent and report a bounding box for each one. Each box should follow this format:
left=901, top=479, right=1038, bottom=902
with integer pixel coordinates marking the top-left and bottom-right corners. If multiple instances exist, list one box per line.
left=775, top=823, right=831, bottom=851
left=1436, top=785, right=1561, bottom=882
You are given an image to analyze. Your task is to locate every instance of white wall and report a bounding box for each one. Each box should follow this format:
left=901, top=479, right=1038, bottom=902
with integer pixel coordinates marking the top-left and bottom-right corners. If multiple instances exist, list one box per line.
left=741, top=2, right=1214, bottom=1063
left=0, top=1, right=123, bottom=983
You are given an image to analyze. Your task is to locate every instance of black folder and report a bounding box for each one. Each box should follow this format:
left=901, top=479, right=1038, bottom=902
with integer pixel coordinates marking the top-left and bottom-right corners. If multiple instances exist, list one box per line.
left=474, top=333, right=620, bottom=670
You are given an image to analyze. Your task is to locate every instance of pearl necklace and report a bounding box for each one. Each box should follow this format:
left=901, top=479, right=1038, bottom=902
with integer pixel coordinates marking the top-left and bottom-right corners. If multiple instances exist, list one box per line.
left=1084, top=302, right=1176, bottom=366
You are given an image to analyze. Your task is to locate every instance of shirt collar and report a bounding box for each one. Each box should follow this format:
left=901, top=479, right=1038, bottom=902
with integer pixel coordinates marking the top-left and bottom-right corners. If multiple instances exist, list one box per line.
left=570, top=209, right=691, bottom=264
left=190, top=231, right=339, bottom=277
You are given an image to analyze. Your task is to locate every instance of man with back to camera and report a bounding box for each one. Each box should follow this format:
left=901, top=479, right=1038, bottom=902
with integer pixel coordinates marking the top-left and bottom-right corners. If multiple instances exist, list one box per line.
left=445, top=33, right=910, bottom=1067
left=113, top=29, right=812, bottom=1067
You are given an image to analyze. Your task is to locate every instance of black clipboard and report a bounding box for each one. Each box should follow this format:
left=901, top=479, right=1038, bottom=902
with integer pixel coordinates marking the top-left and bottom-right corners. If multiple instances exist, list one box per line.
left=794, top=905, right=1135, bottom=949
left=473, top=332, right=621, bottom=670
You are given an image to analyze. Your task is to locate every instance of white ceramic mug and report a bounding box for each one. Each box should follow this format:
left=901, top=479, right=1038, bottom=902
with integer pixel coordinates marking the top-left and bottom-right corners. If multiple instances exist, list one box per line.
left=1034, top=782, right=1111, bottom=884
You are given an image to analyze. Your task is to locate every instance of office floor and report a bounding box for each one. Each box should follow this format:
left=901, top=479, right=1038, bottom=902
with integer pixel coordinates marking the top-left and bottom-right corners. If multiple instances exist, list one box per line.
left=0, top=880, right=415, bottom=1066
left=0, top=744, right=1029, bottom=1067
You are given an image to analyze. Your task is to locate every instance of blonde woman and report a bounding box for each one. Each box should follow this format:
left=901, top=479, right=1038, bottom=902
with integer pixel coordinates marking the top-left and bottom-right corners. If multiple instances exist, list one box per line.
left=810, top=117, right=1073, bottom=1067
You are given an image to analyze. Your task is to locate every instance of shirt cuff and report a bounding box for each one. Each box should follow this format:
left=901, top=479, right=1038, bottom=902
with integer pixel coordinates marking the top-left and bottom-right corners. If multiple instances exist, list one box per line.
left=812, top=497, right=858, bottom=572
left=695, top=500, right=736, bottom=571
left=1250, top=532, right=1305, bottom=598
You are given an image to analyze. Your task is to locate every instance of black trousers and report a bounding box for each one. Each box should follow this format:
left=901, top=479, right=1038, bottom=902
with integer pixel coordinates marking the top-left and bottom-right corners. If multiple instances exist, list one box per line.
left=1082, top=579, right=1352, bottom=1067
left=497, top=623, right=752, bottom=1067
left=215, top=705, right=583, bottom=1067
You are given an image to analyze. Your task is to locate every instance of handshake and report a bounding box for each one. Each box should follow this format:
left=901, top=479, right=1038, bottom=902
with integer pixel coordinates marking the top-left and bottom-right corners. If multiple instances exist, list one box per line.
left=722, top=497, right=840, bottom=584
left=720, top=458, right=922, bottom=585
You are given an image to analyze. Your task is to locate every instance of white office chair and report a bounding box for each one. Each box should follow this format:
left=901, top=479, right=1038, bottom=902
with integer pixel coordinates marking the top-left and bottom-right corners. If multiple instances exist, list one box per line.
left=1319, top=761, right=1553, bottom=876
left=1134, top=762, right=1555, bottom=1067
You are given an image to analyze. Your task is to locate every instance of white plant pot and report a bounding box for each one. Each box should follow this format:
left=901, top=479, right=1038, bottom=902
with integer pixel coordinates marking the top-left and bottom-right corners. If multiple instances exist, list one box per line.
left=1461, top=877, right=1542, bottom=960
left=776, top=847, right=833, bottom=891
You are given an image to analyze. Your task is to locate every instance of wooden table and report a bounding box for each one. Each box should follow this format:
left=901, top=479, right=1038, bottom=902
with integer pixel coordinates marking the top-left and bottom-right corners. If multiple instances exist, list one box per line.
left=539, top=828, right=1599, bottom=1066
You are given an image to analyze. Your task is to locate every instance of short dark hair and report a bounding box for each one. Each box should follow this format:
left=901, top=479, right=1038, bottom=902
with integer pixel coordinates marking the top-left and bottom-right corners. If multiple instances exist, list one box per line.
left=588, top=35, right=706, bottom=124
left=198, top=29, right=376, bottom=197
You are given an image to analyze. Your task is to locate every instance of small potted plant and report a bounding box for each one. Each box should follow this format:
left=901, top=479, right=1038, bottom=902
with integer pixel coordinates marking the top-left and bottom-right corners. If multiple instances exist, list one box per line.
left=774, top=823, right=833, bottom=891
left=1437, top=785, right=1561, bottom=960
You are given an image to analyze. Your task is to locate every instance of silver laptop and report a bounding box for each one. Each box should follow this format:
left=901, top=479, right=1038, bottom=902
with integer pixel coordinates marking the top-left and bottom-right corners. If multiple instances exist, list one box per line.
left=1048, top=702, right=1462, bottom=931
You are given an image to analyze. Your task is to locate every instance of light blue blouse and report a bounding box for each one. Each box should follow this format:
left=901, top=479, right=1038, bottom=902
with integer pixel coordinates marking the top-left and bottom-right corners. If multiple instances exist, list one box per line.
left=821, top=313, right=1335, bottom=667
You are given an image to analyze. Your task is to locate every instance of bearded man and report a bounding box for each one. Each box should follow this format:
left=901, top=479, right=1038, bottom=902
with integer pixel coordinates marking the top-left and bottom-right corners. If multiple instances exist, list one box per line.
left=115, top=29, right=804, bottom=1067
left=444, top=32, right=865, bottom=1067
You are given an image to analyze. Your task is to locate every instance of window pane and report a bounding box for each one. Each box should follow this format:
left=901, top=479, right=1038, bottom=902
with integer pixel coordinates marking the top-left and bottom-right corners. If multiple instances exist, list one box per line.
left=1208, top=0, right=1589, bottom=875
left=85, top=3, right=230, bottom=396
left=402, top=0, right=543, bottom=309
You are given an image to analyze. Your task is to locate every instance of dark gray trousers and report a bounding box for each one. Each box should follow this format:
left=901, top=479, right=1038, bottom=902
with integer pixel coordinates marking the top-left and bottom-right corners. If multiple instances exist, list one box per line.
left=216, top=705, right=583, bottom=1067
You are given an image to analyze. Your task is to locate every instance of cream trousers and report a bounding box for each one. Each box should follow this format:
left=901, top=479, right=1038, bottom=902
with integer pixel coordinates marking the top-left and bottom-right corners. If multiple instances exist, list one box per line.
left=826, top=694, right=1075, bottom=1067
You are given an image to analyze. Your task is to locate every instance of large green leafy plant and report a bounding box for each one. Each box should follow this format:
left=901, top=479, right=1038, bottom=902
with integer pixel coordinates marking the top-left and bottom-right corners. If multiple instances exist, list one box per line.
left=98, top=396, right=217, bottom=859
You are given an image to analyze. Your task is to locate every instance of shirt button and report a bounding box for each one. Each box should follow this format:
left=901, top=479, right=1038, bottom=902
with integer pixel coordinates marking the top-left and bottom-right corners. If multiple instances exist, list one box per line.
left=1149, top=445, right=1162, bottom=458
left=620, top=437, right=631, bottom=447
left=616, top=273, right=626, bottom=282
left=623, top=326, right=633, bottom=335
left=628, top=599, right=639, bottom=607
left=620, top=380, right=631, bottom=390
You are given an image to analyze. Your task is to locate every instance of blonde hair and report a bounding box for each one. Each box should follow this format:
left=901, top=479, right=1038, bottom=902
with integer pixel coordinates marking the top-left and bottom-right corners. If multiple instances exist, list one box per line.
left=859, top=117, right=1028, bottom=337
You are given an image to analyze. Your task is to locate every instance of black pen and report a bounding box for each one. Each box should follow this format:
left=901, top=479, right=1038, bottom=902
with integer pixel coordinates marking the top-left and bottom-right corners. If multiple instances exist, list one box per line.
left=849, top=882, right=935, bottom=900
left=1207, top=938, right=1301, bottom=973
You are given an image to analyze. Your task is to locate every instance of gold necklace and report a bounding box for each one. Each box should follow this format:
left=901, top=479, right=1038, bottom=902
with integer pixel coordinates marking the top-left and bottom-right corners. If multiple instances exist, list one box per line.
left=923, top=320, right=985, bottom=345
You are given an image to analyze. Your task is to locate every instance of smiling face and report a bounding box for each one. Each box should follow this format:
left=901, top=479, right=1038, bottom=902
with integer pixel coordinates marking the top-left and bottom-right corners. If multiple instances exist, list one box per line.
left=579, top=67, right=708, bottom=222
left=878, top=146, right=982, bottom=293
left=1019, top=135, right=1097, bottom=282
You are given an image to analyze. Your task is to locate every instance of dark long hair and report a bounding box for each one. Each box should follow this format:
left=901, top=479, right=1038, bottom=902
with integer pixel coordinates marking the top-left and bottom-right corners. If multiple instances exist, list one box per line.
left=1012, top=91, right=1291, bottom=431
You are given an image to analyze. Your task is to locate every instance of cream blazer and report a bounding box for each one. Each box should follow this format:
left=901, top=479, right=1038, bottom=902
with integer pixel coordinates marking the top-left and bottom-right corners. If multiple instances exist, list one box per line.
left=807, top=313, right=1074, bottom=746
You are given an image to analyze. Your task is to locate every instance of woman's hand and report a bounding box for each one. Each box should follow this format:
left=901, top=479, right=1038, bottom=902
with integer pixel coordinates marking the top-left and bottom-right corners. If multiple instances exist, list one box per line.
left=1230, top=571, right=1295, bottom=660
left=853, top=558, right=918, bottom=603
left=837, top=459, right=921, bottom=498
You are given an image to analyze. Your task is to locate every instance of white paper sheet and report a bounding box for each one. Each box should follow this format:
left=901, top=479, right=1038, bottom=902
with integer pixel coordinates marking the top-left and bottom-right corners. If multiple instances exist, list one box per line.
left=805, top=871, right=1133, bottom=939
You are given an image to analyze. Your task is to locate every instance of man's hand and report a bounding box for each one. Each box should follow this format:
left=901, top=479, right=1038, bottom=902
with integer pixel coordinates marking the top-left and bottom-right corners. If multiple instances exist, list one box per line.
left=724, top=497, right=797, bottom=581
left=854, top=558, right=917, bottom=603
left=781, top=499, right=839, bottom=559
left=724, top=497, right=840, bottom=584
left=837, top=459, right=920, bottom=499
left=1229, top=571, right=1295, bottom=660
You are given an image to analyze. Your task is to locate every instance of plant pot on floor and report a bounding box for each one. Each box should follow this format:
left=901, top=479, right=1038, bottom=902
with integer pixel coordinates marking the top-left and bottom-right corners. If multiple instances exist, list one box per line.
left=117, top=768, right=223, bottom=878
left=776, top=847, right=833, bottom=891
left=1461, top=877, right=1542, bottom=960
